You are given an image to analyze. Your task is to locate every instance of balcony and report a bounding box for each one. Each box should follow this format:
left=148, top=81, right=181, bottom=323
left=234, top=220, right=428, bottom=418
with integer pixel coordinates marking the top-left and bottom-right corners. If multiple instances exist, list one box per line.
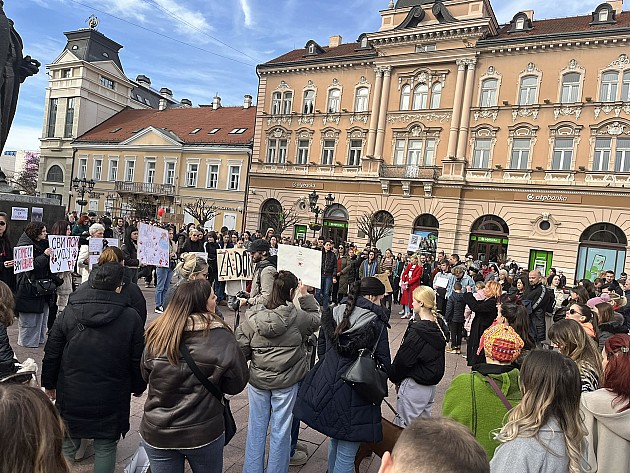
left=380, top=165, right=440, bottom=180
left=115, top=181, right=175, bottom=195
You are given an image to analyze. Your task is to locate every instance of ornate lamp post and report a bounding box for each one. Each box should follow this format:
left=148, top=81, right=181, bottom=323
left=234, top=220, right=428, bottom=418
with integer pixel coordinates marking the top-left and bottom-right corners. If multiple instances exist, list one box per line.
left=72, top=177, right=95, bottom=214
left=307, top=190, right=335, bottom=237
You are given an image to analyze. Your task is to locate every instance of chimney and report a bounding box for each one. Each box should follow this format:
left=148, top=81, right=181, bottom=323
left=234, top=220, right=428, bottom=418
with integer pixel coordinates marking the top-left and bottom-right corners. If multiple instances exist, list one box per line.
left=159, top=87, right=173, bottom=99
left=136, top=75, right=151, bottom=87
left=212, top=96, right=222, bottom=110
left=329, top=35, right=342, bottom=48
left=243, top=94, right=253, bottom=109
left=159, top=98, right=167, bottom=111
left=522, top=9, right=534, bottom=20
left=180, top=98, right=192, bottom=108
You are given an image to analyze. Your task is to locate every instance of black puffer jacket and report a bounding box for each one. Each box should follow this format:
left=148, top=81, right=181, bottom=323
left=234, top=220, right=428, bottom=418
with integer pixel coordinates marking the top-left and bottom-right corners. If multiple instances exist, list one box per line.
left=321, top=249, right=336, bottom=276
left=294, top=297, right=391, bottom=443
left=389, top=319, right=446, bottom=386
left=445, top=291, right=466, bottom=324
left=0, top=322, right=16, bottom=377
left=14, top=232, right=54, bottom=314
left=0, top=235, right=14, bottom=290
left=41, top=287, right=146, bottom=439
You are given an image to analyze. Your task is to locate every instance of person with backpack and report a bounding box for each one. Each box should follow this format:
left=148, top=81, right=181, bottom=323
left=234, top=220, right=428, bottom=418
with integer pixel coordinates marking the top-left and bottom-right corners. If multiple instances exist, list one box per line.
left=238, top=239, right=276, bottom=309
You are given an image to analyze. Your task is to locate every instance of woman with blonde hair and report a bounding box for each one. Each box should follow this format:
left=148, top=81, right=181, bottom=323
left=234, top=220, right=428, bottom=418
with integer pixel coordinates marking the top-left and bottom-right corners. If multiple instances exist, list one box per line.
left=0, top=384, right=71, bottom=473
left=490, top=350, right=587, bottom=473
left=163, top=255, right=209, bottom=309
left=141, top=279, right=248, bottom=472
left=548, top=318, right=602, bottom=393
left=463, top=280, right=502, bottom=365
left=390, top=285, right=447, bottom=427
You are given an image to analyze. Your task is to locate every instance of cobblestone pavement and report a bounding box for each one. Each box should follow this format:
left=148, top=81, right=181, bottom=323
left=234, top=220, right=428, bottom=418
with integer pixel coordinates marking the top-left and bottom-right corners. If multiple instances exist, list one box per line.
left=9, top=286, right=469, bottom=472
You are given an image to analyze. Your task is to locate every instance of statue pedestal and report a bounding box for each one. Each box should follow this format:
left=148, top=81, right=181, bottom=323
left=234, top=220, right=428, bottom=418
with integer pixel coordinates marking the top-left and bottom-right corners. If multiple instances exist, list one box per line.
left=0, top=192, right=66, bottom=240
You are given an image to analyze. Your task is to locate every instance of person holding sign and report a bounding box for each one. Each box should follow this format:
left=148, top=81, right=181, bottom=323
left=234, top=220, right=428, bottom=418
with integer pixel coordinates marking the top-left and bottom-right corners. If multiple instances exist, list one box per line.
left=0, top=212, right=15, bottom=290
left=77, top=223, right=105, bottom=284
left=47, top=221, right=76, bottom=330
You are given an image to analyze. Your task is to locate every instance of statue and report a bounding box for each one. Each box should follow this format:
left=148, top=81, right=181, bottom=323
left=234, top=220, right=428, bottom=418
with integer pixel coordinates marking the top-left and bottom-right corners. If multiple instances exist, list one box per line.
left=0, top=1, right=40, bottom=193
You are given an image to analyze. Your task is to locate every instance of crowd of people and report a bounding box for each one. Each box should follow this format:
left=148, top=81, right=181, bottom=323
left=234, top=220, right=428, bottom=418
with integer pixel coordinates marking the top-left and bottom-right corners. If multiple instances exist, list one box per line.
left=0, top=209, right=629, bottom=473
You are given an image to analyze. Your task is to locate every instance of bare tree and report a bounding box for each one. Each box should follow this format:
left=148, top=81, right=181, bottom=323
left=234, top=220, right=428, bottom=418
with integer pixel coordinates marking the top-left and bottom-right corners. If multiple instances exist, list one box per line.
left=183, top=198, right=218, bottom=227
left=356, top=211, right=394, bottom=246
left=266, top=204, right=301, bottom=236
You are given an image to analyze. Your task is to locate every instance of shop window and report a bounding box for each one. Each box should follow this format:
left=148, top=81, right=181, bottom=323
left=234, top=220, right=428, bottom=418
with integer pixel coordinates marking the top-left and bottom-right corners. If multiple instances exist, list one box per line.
left=576, top=223, right=627, bottom=281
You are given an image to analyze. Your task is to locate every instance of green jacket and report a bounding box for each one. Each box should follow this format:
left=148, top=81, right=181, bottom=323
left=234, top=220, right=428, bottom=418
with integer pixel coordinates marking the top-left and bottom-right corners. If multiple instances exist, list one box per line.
left=442, top=364, right=522, bottom=459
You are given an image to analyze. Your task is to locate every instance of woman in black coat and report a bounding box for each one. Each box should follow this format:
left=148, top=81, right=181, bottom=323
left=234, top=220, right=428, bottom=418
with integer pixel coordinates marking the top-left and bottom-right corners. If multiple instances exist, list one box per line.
left=0, top=211, right=15, bottom=290
left=463, top=280, right=502, bottom=366
left=121, top=225, right=140, bottom=283
left=294, top=277, right=391, bottom=473
left=41, top=263, right=146, bottom=469
left=205, top=231, right=219, bottom=286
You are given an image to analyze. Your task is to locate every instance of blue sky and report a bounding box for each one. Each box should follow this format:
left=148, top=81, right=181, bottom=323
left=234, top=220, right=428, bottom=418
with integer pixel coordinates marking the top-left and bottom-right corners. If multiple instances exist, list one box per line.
left=6, top=0, right=596, bottom=152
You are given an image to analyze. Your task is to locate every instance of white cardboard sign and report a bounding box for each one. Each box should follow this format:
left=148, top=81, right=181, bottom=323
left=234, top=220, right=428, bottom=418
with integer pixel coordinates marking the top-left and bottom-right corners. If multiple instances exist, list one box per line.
left=13, top=245, right=34, bottom=274
left=48, top=236, right=80, bottom=273
left=277, top=244, right=322, bottom=289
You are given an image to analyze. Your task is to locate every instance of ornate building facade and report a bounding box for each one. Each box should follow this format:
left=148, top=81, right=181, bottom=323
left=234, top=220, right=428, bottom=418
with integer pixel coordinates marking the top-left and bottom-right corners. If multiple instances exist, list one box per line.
left=246, top=0, right=630, bottom=283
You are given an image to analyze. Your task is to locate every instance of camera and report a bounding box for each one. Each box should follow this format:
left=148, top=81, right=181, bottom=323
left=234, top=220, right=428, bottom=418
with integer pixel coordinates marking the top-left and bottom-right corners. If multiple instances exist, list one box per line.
left=228, top=291, right=247, bottom=311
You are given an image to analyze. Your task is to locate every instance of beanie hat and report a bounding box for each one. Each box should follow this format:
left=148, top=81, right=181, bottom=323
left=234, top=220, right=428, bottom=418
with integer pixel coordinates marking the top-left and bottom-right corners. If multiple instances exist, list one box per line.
left=360, top=276, right=386, bottom=296
left=586, top=293, right=611, bottom=309
left=249, top=238, right=270, bottom=253
left=483, top=324, right=524, bottom=363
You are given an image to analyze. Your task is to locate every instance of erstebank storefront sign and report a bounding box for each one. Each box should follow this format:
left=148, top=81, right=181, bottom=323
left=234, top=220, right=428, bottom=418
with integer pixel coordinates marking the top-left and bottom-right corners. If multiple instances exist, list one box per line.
left=514, top=192, right=582, bottom=204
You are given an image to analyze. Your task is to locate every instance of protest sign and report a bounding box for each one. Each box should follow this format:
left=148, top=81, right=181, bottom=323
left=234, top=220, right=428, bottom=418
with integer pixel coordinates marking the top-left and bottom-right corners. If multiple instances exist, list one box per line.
left=277, top=244, right=322, bottom=289
left=11, top=207, right=28, bottom=221
left=407, top=234, right=420, bottom=252
left=217, top=248, right=253, bottom=281
left=376, top=273, right=393, bottom=294
left=88, top=238, right=119, bottom=269
left=138, top=223, right=170, bottom=268
left=13, top=245, right=34, bottom=274
left=48, top=236, right=80, bottom=273
left=434, top=274, right=450, bottom=289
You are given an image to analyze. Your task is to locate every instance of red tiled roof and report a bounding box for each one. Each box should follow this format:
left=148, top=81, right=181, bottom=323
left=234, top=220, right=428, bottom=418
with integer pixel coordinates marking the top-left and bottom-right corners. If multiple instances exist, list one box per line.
left=493, top=10, right=630, bottom=39
left=75, top=106, right=256, bottom=145
left=263, top=42, right=376, bottom=67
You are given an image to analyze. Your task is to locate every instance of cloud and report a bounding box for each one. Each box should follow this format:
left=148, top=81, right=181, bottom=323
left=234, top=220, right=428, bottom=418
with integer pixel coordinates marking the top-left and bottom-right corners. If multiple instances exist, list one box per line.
left=4, top=124, right=42, bottom=152
left=239, top=0, right=253, bottom=27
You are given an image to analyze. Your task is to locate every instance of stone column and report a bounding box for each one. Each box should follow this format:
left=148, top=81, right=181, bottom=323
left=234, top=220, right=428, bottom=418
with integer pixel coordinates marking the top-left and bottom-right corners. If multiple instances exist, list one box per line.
left=456, top=59, right=477, bottom=159
left=446, top=60, right=467, bottom=158
left=366, top=68, right=384, bottom=157
left=374, top=66, right=392, bottom=160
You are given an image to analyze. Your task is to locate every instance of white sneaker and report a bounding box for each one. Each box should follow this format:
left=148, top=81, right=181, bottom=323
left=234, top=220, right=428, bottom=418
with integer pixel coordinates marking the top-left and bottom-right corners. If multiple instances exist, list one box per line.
left=398, top=310, right=405, bottom=315
left=401, top=314, right=409, bottom=319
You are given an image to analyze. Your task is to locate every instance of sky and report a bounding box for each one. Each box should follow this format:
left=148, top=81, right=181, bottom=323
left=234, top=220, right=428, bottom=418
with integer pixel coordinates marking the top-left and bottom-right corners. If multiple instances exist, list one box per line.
left=5, top=0, right=597, bottom=152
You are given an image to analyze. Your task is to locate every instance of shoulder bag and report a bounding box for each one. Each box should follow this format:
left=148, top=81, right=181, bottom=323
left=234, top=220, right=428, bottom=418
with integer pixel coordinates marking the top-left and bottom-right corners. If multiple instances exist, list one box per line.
left=179, top=344, right=236, bottom=445
left=341, top=323, right=388, bottom=405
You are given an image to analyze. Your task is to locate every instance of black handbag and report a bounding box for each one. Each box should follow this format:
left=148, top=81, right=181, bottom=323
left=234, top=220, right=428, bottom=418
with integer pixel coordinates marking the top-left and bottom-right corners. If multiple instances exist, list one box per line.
left=179, top=344, right=236, bottom=445
left=30, top=278, right=57, bottom=297
left=341, top=323, right=388, bottom=405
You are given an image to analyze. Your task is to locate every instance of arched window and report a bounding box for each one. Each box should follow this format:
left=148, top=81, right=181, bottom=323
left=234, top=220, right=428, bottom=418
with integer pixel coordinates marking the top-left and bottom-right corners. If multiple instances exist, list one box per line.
left=412, top=84, right=428, bottom=110
left=374, top=210, right=394, bottom=228
left=430, top=82, right=442, bottom=109
left=46, top=165, right=64, bottom=182
left=413, top=213, right=439, bottom=230
left=471, top=215, right=509, bottom=234
left=259, top=199, right=283, bottom=234
left=480, top=79, right=498, bottom=107
left=354, top=87, right=369, bottom=112
left=577, top=223, right=627, bottom=280
left=327, top=88, right=341, bottom=113
left=561, top=73, right=581, bottom=104
left=518, top=75, right=538, bottom=105
left=600, top=71, right=619, bottom=102
left=400, top=84, right=411, bottom=110
left=303, top=90, right=315, bottom=114
left=282, top=91, right=293, bottom=114
left=271, top=92, right=282, bottom=114
left=412, top=214, right=439, bottom=254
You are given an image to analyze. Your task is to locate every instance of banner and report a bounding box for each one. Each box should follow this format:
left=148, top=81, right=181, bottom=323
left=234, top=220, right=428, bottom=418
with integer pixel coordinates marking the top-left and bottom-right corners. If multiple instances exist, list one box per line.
left=217, top=248, right=253, bottom=281
left=88, top=238, right=119, bottom=269
left=138, top=223, right=170, bottom=268
left=48, top=236, right=80, bottom=273
left=277, top=244, right=322, bottom=289
left=407, top=234, right=420, bottom=252
left=13, top=245, right=34, bottom=274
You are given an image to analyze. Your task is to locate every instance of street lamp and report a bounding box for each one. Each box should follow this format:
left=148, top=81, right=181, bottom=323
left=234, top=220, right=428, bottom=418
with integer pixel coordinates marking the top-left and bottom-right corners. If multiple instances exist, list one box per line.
left=72, top=177, right=95, bottom=214
left=307, top=190, right=335, bottom=237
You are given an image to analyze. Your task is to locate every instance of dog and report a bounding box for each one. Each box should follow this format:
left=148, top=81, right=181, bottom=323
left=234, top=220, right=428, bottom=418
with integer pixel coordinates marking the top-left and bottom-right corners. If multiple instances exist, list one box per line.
left=354, top=417, right=403, bottom=472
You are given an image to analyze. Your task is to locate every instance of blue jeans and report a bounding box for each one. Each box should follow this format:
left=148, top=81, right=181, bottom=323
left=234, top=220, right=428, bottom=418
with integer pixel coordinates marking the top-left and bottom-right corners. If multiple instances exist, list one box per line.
left=63, top=437, right=118, bottom=473
left=328, top=438, right=361, bottom=473
left=18, top=304, right=49, bottom=348
left=243, top=383, right=299, bottom=473
left=143, top=434, right=224, bottom=473
left=214, top=280, right=226, bottom=303
left=317, top=275, right=333, bottom=309
left=155, top=266, right=174, bottom=308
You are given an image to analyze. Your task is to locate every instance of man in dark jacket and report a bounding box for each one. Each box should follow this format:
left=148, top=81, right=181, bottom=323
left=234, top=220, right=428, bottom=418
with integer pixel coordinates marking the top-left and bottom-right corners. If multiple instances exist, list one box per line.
left=318, top=240, right=337, bottom=310
left=42, top=263, right=146, bottom=472
left=524, top=270, right=554, bottom=346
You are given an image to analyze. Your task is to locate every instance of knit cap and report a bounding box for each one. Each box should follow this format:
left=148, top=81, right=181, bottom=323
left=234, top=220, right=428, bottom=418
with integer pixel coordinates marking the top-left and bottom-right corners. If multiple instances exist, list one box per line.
left=483, top=324, right=524, bottom=363
left=586, top=293, right=610, bottom=309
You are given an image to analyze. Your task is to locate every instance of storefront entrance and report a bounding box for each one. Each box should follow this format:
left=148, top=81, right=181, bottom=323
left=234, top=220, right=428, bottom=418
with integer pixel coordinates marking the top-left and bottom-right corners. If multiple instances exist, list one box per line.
left=322, top=204, right=349, bottom=245
left=468, top=215, right=509, bottom=263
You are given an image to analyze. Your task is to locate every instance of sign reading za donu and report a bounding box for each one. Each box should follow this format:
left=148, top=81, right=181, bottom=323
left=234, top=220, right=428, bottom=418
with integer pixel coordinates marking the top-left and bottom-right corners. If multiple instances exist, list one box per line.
left=217, top=248, right=253, bottom=281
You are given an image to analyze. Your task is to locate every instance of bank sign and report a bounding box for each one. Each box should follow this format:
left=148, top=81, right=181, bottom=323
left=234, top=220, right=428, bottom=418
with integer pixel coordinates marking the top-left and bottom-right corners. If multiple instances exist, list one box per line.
left=514, top=193, right=582, bottom=204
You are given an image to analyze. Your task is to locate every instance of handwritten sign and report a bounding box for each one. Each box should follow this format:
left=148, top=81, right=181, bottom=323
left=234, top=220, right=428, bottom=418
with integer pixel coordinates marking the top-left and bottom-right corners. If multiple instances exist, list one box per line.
left=88, top=238, right=119, bottom=269
left=138, top=223, right=170, bottom=268
left=11, top=207, right=28, bottom=221
left=407, top=234, right=420, bottom=252
left=277, top=244, right=322, bottom=289
left=13, top=245, right=34, bottom=274
left=217, top=248, right=253, bottom=281
left=48, top=236, right=80, bottom=273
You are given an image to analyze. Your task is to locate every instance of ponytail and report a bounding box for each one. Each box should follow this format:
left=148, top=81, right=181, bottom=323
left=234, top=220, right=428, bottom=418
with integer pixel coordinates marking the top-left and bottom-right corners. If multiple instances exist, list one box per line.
left=336, top=280, right=361, bottom=336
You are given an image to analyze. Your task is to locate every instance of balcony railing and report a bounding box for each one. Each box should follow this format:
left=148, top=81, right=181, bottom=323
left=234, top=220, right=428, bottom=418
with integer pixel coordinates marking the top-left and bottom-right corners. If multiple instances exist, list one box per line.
left=380, top=165, right=440, bottom=180
left=115, top=181, right=175, bottom=194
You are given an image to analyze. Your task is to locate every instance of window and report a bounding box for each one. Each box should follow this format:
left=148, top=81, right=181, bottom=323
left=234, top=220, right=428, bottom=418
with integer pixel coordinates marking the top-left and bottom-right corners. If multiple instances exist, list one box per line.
left=99, top=76, right=115, bottom=89
left=615, top=138, right=630, bottom=172
left=412, top=84, right=428, bottom=110
left=278, top=140, right=288, bottom=164
left=78, top=158, right=87, bottom=179
left=125, top=160, right=135, bottom=181
left=516, top=17, right=525, bottom=30
left=282, top=91, right=293, bottom=114
left=165, top=162, right=175, bottom=185
left=206, top=164, right=218, bottom=188
left=322, top=140, right=335, bottom=165
left=518, top=76, right=538, bottom=106
left=186, top=163, right=198, bottom=187
left=297, top=140, right=309, bottom=165
left=266, top=139, right=288, bottom=163
left=552, top=138, right=574, bottom=170
left=424, top=139, right=436, bottom=166
left=561, top=73, right=581, bottom=104
left=348, top=139, right=362, bottom=166
left=308, top=44, right=315, bottom=54
left=394, top=138, right=436, bottom=167
left=229, top=128, right=247, bottom=134
left=93, top=159, right=102, bottom=181
left=47, top=98, right=58, bottom=137
left=46, top=165, right=64, bottom=182
left=360, top=36, right=368, bottom=48
left=271, top=92, right=282, bottom=114
left=228, top=166, right=240, bottom=190
left=208, top=128, right=220, bottom=134
left=600, top=71, right=619, bottom=102
left=354, top=87, right=369, bottom=112
left=327, top=88, right=341, bottom=113
left=61, top=68, right=72, bottom=78
left=190, top=128, right=201, bottom=134
left=400, top=85, right=411, bottom=110
left=407, top=140, right=423, bottom=166
left=430, top=83, right=442, bottom=109
left=480, top=79, right=498, bottom=107
left=599, top=9, right=609, bottom=22
left=64, top=97, right=75, bottom=138
left=145, top=161, right=156, bottom=184
left=510, top=138, right=531, bottom=169
left=108, top=159, right=118, bottom=181
left=472, top=139, right=492, bottom=168
left=622, top=71, right=630, bottom=102
left=303, top=90, right=315, bottom=114
left=415, top=43, right=436, bottom=52
left=394, top=139, right=406, bottom=165
left=593, top=138, right=611, bottom=171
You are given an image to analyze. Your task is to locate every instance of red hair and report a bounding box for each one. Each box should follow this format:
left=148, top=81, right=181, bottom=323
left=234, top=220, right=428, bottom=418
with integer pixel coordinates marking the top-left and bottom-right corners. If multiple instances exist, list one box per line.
left=603, top=334, right=630, bottom=412
left=77, top=215, right=90, bottom=226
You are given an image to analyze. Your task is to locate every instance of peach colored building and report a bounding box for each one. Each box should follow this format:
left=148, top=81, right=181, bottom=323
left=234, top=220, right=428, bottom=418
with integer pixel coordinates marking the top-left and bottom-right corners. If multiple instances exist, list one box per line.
left=246, top=0, right=630, bottom=283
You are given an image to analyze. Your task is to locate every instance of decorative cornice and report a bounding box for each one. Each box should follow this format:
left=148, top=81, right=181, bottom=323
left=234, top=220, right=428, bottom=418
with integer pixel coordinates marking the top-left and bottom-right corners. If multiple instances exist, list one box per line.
left=387, top=111, right=452, bottom=124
